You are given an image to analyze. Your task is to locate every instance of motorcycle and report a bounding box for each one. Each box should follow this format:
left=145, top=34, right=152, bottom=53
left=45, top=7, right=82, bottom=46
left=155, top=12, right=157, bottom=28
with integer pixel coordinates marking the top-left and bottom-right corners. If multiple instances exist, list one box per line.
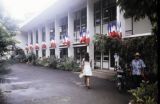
left=115, top=65, right=131, bottom=92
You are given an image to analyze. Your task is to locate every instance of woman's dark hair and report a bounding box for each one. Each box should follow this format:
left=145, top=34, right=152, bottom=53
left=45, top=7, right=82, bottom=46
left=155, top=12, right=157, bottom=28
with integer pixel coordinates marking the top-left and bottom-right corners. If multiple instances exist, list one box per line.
left=85, top=52, right=89, bottom=62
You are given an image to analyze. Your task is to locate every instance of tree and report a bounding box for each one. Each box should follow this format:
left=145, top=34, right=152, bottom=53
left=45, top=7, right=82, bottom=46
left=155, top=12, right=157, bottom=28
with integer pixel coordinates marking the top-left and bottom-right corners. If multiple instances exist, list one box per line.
left=0, top=3, right=17, bottom=57
left=117, top=0, right=158, bottom=74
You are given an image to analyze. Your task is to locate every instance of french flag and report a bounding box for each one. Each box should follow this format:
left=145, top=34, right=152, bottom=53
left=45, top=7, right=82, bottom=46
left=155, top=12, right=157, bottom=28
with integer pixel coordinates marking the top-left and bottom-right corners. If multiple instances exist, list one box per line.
left=80, top=31, right=86, bottom=43
left=63, top=34, right=70, bottom=46
left=85, top=31, right=90, bottom=45
left=108, top=21, right=118, bottom=38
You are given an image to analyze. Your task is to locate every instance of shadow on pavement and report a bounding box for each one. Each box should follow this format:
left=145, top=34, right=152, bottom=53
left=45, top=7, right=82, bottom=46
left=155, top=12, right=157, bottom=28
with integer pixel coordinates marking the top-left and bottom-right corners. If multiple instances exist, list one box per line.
left=0, top=90, right=7, bottom=104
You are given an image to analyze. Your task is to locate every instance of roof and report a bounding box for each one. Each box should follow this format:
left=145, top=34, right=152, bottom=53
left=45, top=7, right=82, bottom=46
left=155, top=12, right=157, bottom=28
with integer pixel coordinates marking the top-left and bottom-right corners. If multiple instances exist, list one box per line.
left=20, top=0, right=87, bottom=31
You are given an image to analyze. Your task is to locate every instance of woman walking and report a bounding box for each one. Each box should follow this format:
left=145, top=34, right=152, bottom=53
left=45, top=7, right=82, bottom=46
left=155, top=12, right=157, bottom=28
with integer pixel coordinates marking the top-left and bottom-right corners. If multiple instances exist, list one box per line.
left=81, top=52, right=92, bottom=89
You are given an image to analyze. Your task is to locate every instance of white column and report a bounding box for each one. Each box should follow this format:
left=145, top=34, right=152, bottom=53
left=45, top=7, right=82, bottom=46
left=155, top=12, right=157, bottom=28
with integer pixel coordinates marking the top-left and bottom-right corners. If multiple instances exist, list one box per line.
left=45, top=23, right=50, bottom=57
left=117, top=5, right=125, bottom=38
left=87, top=0, right=94, bottom=69
left=38, top=27, right=42, bottom=57
left=55, top=18, right=60, bottom=58
left=68, top=11, right=74, bottom=58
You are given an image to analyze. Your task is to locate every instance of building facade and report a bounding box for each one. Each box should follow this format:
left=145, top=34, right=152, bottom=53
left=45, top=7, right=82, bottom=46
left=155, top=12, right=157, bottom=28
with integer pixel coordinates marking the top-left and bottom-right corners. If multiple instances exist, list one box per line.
left=21, top=0, right=152, bottom=70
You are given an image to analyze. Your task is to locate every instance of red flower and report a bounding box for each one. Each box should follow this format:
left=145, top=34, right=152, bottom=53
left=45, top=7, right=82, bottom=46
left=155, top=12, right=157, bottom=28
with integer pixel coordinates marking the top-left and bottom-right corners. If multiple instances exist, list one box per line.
left=66, top=41, right=70, bottom=46
left=42, top=42, right=47, bottom=49
left=29, top=44, right=33, bottom=51
left=51, top=40, right=56, bottom=48
left=35, top=44, right=39, bottom=50
left=85, top=35, right=90, bottom=45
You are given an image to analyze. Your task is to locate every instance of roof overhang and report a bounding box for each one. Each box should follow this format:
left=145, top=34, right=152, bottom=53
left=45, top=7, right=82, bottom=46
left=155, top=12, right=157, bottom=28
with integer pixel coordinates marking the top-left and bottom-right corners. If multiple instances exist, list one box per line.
left=20, top=0, right=87, bottom=32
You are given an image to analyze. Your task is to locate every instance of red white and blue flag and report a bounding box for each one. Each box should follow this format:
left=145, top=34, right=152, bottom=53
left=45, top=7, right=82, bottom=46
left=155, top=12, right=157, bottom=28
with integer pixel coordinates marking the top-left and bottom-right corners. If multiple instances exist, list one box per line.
left=79, top=31, right=90, bottom=45
left=108, top=21, right=122, bottom=39
left=63, top=34, right=70, bottom=46
left=80, top=31, right=86, bottom=43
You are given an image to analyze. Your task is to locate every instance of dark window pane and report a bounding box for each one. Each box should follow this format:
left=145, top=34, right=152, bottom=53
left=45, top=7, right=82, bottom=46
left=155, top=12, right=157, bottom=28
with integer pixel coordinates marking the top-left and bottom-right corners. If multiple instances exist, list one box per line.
left=60, top=48, right=68, bottom=58
left=42, top=49, right=46, bottom=57
left=36, top=30, right=38, bottom=43
left=94, top=1, right=101, bottom=26
left=50, top=49, right=55, bottom=56
left=36, top=50, right=38, bottom=57
left=110, top=6, right=116, bottom=21
left=31, top=32, right=33, bottom=44
left=42, top=27, right=46, bottom=42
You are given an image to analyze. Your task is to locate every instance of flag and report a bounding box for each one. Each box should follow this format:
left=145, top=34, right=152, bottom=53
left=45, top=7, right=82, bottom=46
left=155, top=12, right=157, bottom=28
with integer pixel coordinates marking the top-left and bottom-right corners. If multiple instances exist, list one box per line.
left=63, top=34, right=70, bottom=46
left=108, top=21, right=117, bottom=37
left=79, top=31, right=83, bottom=43
left=80, top=31, right=86, bottom=43
left=117, top=22, right=122, bottom=38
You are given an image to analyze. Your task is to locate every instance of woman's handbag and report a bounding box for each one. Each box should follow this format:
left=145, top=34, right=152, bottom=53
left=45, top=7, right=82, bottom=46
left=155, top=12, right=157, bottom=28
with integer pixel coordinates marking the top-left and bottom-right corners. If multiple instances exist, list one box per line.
left=79, top=72, right=84, bottom=78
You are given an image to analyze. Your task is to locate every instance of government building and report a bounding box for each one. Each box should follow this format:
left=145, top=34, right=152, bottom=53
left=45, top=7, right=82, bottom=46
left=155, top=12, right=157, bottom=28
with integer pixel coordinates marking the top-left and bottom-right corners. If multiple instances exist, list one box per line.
left=20, top=0, right=152, bottom=70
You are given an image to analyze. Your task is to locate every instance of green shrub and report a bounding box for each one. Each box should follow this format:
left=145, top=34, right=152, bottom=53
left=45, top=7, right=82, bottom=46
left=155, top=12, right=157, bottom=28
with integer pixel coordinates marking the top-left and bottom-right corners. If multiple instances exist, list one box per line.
left=49, top=56, right=59, bottom=69
left=11, top=48, right=26, bottom=63
left=129, top=81, right=158, bottom=104
left=34, top=57, right=49, bottom=67
left=56, top=57, right=80, bottom=72
left=26, top=52, right=37, bottom=64
left=33, top=56, right=80, bottom=72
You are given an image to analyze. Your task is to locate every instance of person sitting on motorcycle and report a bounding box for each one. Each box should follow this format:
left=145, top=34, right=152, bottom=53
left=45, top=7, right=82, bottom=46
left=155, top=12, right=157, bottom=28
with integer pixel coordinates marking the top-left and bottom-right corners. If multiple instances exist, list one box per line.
left=130, top=52, right=146, bottom=89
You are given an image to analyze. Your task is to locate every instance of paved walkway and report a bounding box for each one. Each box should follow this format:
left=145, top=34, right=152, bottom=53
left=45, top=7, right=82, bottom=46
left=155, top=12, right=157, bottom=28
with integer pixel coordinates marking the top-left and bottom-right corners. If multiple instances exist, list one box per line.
left=0, top=64, right=130, bottom=104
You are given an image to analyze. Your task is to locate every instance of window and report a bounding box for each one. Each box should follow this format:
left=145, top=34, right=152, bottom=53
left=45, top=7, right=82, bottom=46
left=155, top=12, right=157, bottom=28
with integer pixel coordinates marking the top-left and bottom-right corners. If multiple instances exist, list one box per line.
left=60, top=25, right=67, bottom=40
left=50, top=49, right=55, bottom=56
left=94, top=0, right=116, bottom=25
left=74, top=19, right=80, bottom=31
left=42, top=27, right=46, bottom=42
left=60, top=17, right=68, bottom=40
left=74, top=8, right=87, bottom=42
left=94, top=1, right=101, bottom=26
left=36, top=30, right=38, bottom=43
left=81, top=8, right=87, bottom=31
left=31, top=32, right=33, bottom=44
left=74, top=11, right=81, bottom=31
left=42, top=49, right=46, bottom=57
left=60, top=48, right=68, bottom=58
left=50, top=23, right=55, bottom=40
left=102, top=0, right=116, bottom=24
left=36, top=50, right=38, bottom=57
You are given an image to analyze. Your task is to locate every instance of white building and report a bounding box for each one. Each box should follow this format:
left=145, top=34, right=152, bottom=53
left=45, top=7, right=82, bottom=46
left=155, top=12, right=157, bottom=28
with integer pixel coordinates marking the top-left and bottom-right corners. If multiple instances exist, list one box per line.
left=20, top=0, right=152, bottom=70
